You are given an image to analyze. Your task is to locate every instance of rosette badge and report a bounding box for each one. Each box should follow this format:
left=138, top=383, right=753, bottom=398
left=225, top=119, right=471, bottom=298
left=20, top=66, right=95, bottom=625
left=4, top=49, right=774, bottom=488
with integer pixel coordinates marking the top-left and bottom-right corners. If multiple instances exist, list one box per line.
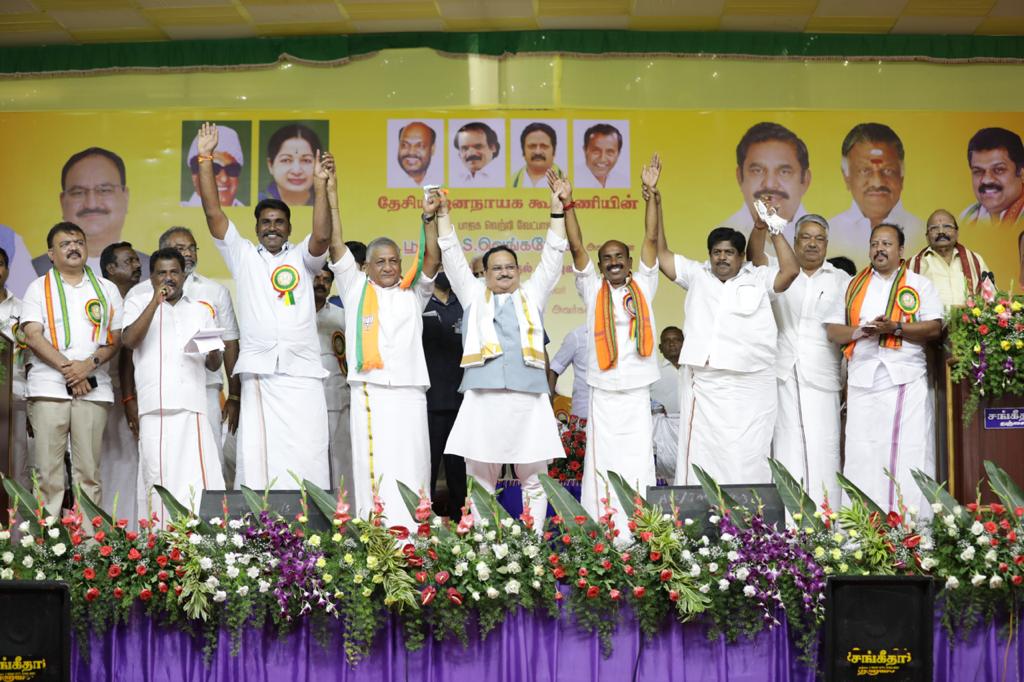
left=271, top=265, right=300, bottom=306
left=85, top=298, right=105, bottom=341
left=896, top=286, right=920, bottom=316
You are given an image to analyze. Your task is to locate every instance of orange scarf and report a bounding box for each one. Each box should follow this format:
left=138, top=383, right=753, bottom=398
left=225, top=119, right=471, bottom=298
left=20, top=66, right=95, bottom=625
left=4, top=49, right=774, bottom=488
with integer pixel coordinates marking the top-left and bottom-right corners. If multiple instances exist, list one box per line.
left=594, top=276, right=653, bottom=370
left=842, top=261, right=919, bottom=359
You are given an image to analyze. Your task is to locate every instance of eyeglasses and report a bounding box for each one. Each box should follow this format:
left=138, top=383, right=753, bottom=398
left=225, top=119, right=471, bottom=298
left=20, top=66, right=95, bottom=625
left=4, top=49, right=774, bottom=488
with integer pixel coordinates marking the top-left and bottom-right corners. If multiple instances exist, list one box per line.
left=189, top=160, right=243, bottom=177
left=64, top=184, right=123, bottom=201
left=174, top=245, right=199, bottom=255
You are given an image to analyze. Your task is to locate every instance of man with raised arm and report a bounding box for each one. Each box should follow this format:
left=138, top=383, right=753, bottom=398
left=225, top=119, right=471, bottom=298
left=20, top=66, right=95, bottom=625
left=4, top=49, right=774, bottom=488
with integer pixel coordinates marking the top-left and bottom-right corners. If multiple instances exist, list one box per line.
left=748, top=214, right=850, bottom=506
left=550, top=161, right=660, bottom=538
left=652, top=165, right=800, bottom=486
left=435, top=186, right=568, bottom=531
left=325, top=164, right=440, bottom=529
left=122, top=248, right=225, bottom=526
left=195, top=122, right=331, bottom=490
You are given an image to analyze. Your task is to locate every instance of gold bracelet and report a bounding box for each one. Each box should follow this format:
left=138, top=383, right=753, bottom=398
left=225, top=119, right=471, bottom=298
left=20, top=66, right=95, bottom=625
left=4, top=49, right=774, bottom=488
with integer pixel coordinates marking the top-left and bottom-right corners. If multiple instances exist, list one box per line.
left=197, top=154, right=214, bottom=163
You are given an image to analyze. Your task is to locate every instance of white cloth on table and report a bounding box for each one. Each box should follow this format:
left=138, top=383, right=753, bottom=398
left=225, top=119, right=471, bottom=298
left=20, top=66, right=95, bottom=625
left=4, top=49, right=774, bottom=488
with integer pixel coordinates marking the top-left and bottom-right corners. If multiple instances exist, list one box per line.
left=445, top=389, right=563, bottom=465
left=236, top=373, right=329, bottom=490
left=675, top=365, right=776, bottom=487
left=138, top=409, right=224, bottom=528
left=581, top=386, right=656, bottom=543
left=349, top=381, right=429, bottom=531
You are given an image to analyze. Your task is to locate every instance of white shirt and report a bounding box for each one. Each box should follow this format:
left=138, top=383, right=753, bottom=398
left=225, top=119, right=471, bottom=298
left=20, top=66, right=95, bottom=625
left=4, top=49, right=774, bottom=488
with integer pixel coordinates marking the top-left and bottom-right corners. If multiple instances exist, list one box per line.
left=0, top=292, right=26, bottom=399
left=387, top=160, right=443, bottom=189
left=123, top=294, right=215, bottom=416
left=649, top=359, right=681, bottom=414
left=330, top=249, right=435, bottom=388
left=828, top=199, right=923, bottom=251
left=829, top=268, right=942, bottom=388
left=721, top=203, right=808, bottom=244
left=771, top=262, right=851, bottom=392
left=574, top=260, right=660, bottom=391
left=129, top=271, right=240, bottom=388
left=574, top=163, right=630, bottom=190
left=213, top=221, right=327, bottom=379
left=21, top=271, right=123, bottom=402
left=549, top=324, right=589, bottom=418
left=315, top=301, right=349, bottom=411
left=673, top=254, right=778, bottom=373
left=451, top=163, right=504, bottom=188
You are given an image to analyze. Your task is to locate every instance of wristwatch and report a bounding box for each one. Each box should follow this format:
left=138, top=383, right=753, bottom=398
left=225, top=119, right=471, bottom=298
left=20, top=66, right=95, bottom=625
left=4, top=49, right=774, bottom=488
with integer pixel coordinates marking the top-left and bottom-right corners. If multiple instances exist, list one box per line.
left=91, top=355, right=100, bottom=366
left=894, top=322, right=903, bottom=337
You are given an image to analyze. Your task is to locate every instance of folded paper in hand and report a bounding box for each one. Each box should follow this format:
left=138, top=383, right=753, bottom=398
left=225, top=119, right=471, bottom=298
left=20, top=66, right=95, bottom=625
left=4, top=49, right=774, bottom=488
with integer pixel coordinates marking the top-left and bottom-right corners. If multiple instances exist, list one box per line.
left=753, top=199, right=787, bottom=235
left=185, top=327, right=225, bottom=354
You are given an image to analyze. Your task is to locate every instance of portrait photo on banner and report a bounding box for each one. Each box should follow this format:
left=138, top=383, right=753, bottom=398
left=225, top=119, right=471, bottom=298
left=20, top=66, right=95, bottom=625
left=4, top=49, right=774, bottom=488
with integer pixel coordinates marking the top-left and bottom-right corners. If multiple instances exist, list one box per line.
left=573, top=119, right=630, bottom=190
left=180, top=120, right=252, bottom=208
left=257, top=120, right=330, bottom=207
left=448, top=118, right=506, bottom=189
left=386, top=118, right=444, bottom=189
left=509, top=119, right=569, bottom=190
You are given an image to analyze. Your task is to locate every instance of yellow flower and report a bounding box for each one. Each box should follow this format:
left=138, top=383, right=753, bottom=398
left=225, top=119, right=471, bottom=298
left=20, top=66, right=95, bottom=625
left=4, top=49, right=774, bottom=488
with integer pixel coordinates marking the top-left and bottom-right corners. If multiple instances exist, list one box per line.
left=315, top=557, right=326, bottom=568
left=824, top=566, right=833, bottom=574
left=332, top=533, right=342, bottom=543
left=814, top=546, right=826, bottom=558
left=361, top=587, right=372, bottom=598
left=366, top=555, right=379, bottom=569
left=994, top=304, right=1006, bottom=314
left=830, top=548, right=842, bottom=560
left=1017, top=340, right=1024, bottom=350
left=343, top=553, right=354, bottom=565
left=974, top=344, right=982, bottom=353
left=323, top=574, right=333, bottom=584
left=353, top=573, right=363, bottom=584
left=372, top=574, right=384, bottom=584
left=1013, top=301, right=1023, bottom=312
left=297, top=515, right=308, bottom=524
left=308, top=534, right=321, bottom=547
left=1002, top=340, right=1012, bottom=351
left=849, top=529, right=859, bottom=539
left=854, top=550, right=863, bottom=560
left=833, top=533, right=844, bottom=544
left=972, top=307, right=982, bottom=317
left=839, top=563, right=849, bottom=573
left=792, top=513, right=802, bottom=522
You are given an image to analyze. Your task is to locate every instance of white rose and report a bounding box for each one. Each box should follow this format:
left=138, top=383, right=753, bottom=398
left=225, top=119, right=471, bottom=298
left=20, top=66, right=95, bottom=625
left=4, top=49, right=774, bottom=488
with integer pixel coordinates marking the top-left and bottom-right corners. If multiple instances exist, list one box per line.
left=920, top=536, right=934, bottom=551
left=727, top=551, right=739, bottom=562
left=985, top=549, right=997, bottom=563
left=720, top=532, right=734, bottom=542
left=479, top=518, right=490, bottom=528
left=451, top=544, right=461, bottom=555
left=684, top=518, right=694, bottom=526
left=224, top=553, right=236, bottom=566
left=971, top=574, right=986, bottom=586
left=943, top=514, right=956, bottom=526
left=976, top=535, right=990, bottom=547
left=21, top=556, right=33, bottom=568
left=511, top=525, right=522, bottom=537
left=231, top=534, right=244, bottom=548
left=971, top=521, right=984, bottom=536
left=47, top=528, right=59, bottom=539
left=507, top=561, right=521, bottom=574
left=42, top=516, right=54, bottom=528
left=188, top=533, right=203, bottom=545
left=465, top=550, right=476, bottom=561
left=990, top=575, right=1004, bottom=589
left=258, top=580, right=271, bottom=593
left=199, top=557, right=213, bottom=570
left=185, top=518, right=200, bottom=528
left=505, top=580, right=521, bottom=595
left=226, top=566, right=240, bottom=579
left=212, top=590, right=227, bottom=602
left=533, top=565, right=545, bottom=577
left=0, top=568, right=12, bottom=580
left=247, top=567, right=260, bottom=579
left=454, top=562, right=468, bottom=577
left=492, top=544, right=509, bottom=560
left=735, top=567, right=749, bottom=581
left=921, top=557, right=937, bottom=571
left=718, top=579, right=730, bottom=591
left=17, top=521, right=29, bottom=533
left=0, top=530, right=9, bottom=541
left=699, top=583, right=710, bottom=594
left=237, top=555, right=251, bottom=565
left=485, top=531, right=497, bottom=542
left=961, top=546, right=976, bottom=561
left=19, top=536, right=33, bottom=548
left=953, top=505, right=963, bottom=515
left=472, top=591, right=480, bottom=601
left=208, top=517, right=222, bottom=527
left=743, top=585, right=757, bottom=597
left=1, top=552, right=12, bottom=564
left=681, top=550, right=692, bottom=561
left=524, top=545, right=539, bottom=559
left=486, top=587, right=499, bottom=599
left=206, top=576, right=220, bottom=589
left=34, top=570, right=45, bottom=581
left=432, top=516, right=443, bottom=528
left=229, top=519, right=243, bottom=530
left=51, top=543, right=66, bottom=557
left=215, top=533, right=227, bottom=545
left=501, top=518, right=513, bottom=528
left=473, top=533, right=484, bottom=543
left=689, top=564, right=701, bottom=577
left=698, top=547, right=710, bottom=557
left=945, top=576, right=960, bottom=590
left=708, top=562, right=719, bottom=573
left=931, top=503, right=943, bottom=514
left=237, top=585, right=249, bottom=597
left=532, top=580, right=540, bottom=590
left=709, top=515, right=720, bottom=525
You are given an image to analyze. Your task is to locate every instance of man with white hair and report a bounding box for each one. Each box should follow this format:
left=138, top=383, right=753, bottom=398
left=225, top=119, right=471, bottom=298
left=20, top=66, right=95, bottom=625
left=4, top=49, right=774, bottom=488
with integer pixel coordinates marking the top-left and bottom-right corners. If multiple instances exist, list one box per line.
left=183, top=124, right=246, bottom=207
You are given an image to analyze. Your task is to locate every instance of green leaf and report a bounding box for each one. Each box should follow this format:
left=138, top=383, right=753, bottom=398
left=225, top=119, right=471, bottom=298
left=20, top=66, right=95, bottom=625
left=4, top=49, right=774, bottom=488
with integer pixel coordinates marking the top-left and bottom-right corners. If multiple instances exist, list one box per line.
left=2, top=475, right=43, bottom=534
left=469, top=477, right=513, bottom=524
left=835, top=472, right=884, bottom=516
left=74, top=485, right=113, bottom=532
left=538, top=474, right=597, bottom=532
left=767, top=458, right=824, bottom=531
left=302, top=479, right=361, bottom=540
left=606, top=470, right=641, bottom=520
left=153, top=485, right=214, bottom=535
left=690, top=464, right=747, bottom=530
left=984, top=461, right=1024, bottom=510
left=911, top=469, right=962, bottom=518
left=238, top=485, right=266, bottom=516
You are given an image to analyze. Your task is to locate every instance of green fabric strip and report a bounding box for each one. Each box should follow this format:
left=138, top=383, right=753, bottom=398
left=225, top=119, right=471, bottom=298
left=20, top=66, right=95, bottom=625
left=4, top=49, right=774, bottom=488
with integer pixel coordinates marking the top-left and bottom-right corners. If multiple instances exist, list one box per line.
left=355, top=278, right=368, bottom=373
left=3, top=31, right=1024, bottom=77
left=50, top=269, right=71, bottom=350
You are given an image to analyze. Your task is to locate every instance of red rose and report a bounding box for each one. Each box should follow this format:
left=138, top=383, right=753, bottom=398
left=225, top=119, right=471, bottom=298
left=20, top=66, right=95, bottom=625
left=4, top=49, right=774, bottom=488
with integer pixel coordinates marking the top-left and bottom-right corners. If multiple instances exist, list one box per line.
left=650, top=551, right=662, bottom=562
left=94, top=531, right=106, bottom=542
left=99, top=545, right=113, bottom=557
left=175, top=567, right=186, bottom=578
left=108, top=565, right=122, bottom=579
left=627, top=520, right=637, bottom=532
left=72, top=554, right=82, bottom=563
left=602, top=559, right=612, bottom=570
left=578, top=567, right=589, bottom=578
left=435, top=571, right=450, bottom=585
left=967, top=503, right=978, bottom=512
left=173, top=585, right=183, bottom=596
left=620, top=552, right=631, bottom=562
left=156, top=555, right=168, bottom=568
left=624, top=565, right=634, bottom=576
left=609, top=588, right=621, bottom=601
left=559, top=474, right=567, bottom=482
left=574, top=515, right=587, bottom=526
left=961, top=314, right=970, bottom=323
left=561, top=535, right=571, bottom=546
left=551, top=515, right=563, bottom=526
left=1015, top=507, right=1023, bottom=517
left=170, top=548, right=181, bottom=562
left=593, top=543, right=606, bottom=554
left=978, top=324, right=990, bottom=335
left=158, top=582, right=168, bottom=594
left=553, top=567, right=566, bottom=579
left=1001, top=519, right=1012, bottom=531
left=415, top=571, right=427, bottom=584
left=999, top=562, right=1009, bottom=573
left=639, top=531, right=653, bottom=543
left=632, top=586, right=645, bottom=598
left=136, top=565, right=147, bottom=576
left=992, top=538, right=1001, bottom=547
left=85, top=587, right=99, bottom=602
left=128, top=548, right=141, bottom=561
left=669, top=590, right=679, bottom=602
left=549, top=469, right=560, bottom=478
left=998, top=318, right=1009, bottom=328
left=548, top=553, right=560, bottom=565
left=83, top=568, right=96, bottom=580
left=985, top=521, right=998, bottom=534
left=71, top=534, right=82, bottom=547
left=91, top=516, right=103, bottom=528
left=113, top=588, right=123, bottom=599
left=157, top=571, right=169, bottom=582
left=115, top=519, right=128, bottom=529
left=420, top=586, right=436, bottom=606
left=659, top=569, right=673, bottom=582
left=147, top=534, right=157, bottom=548
left=1015, top=555, right=1024, bottom=566
left=447, top=587, right=463, bottom=606
left=568, top=461, right=581, bottom=471
left=576, top=578, right=587, bottom=589
left=126, top=531, right=138, bottom=542
left=586, top=586, right=599, bottom=599
left=138, top=589, right=152, bottom=602
left=1013, top=575, right=1024, bottom=586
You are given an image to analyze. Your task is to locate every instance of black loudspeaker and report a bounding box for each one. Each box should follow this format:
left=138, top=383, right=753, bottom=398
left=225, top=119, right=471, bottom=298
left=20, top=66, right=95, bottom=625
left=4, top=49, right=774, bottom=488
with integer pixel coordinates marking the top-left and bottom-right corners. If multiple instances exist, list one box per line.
left=199, top=490, right=334, bottom=531
left=0, top=580, right=70, bottom=681
left=824, top=576, right=934, bottom=682
left=645, top=484, right=785, bottom=535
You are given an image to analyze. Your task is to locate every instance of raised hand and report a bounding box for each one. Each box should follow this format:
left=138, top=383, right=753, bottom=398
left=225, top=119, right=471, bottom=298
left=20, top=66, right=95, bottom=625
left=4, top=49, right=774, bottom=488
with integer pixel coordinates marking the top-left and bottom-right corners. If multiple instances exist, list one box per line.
left=197, top=122, right=218, bottom=156
left=546, top=169, right=572, bottom=204
left=641, top=153, right=661, bottom=190
left=313, top=150, right=333, bottom=184
left=423, top=190, right=441, bottom=217
left=320, top=152, right=337, bottom=190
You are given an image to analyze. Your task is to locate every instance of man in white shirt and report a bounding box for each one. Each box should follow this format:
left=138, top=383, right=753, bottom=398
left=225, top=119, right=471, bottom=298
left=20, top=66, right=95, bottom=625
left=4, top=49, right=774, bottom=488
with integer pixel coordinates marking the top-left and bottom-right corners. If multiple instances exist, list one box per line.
left=554, top=164, right=659, bottom=536
left=512, top=122, right=562, bottom=189
left=313, top=263, right=351, bottom=491
left=122, top=248, right=225, bottom=526
left=654, top=186, right=800, bottom=487
left=649, top=326, right=683, bottom=483
left=547, top=324, right=589, bottom=419
left=126, top=226, right=242, bottom=488
left=451, top=122, right=504, bottom=188
left=390, top=121, right=443, bottom=189
left=21, top=222, right=123, bottom=517
left=195, top=122, right=332, bottom=490
left=327, top=165, right=440, bottom=530
left=826, top=223, right=943, bottom=515
left=910, top=209, right=991, bottom=309
left=828, top=123, right=923, bottom=257
left=182, top=124, right=246, bottom=208
left=0, top=247, right=31, bottom=489
left=575, top=123, right=629, bottom=189
left=749, top=214, right=850, bottom=506
left=720, top=122, right=811, bottom=244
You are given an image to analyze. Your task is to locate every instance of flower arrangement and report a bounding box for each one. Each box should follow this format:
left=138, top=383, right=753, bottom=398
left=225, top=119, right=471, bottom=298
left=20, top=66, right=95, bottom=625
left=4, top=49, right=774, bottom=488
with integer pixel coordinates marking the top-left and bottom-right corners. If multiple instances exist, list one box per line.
left=549, top=414, right=586, bottom=482
left=2, top=460, right=1024, bottom=667
left=948, top=277, right=1024, bottom=419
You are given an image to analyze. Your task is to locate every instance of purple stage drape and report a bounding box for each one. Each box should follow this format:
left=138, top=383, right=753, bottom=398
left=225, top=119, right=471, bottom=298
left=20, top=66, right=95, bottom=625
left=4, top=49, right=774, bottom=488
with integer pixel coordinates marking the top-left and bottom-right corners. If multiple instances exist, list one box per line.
left=72, top=604, right=1022, bottom=682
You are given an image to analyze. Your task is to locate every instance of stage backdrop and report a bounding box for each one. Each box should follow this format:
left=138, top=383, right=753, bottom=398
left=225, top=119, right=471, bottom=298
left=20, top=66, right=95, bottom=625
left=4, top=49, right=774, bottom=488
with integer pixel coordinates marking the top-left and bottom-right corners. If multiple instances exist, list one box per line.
left=0, top=50, right=1021, bottom=363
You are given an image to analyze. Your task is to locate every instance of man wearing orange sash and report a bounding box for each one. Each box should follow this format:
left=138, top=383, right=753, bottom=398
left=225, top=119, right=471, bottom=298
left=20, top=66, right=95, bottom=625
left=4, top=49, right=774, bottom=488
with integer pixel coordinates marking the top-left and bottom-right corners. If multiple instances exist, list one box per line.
left=21, top=222, right=123, bottom=517
left=826, top=223, right=943, bottom=515
left=910, top=209, right=991, bottom=309
left=196, top=123, right=332, bottom=491
left=327, top=165, right=439, bottom=530
left=551, top=162, right=660, bottom=539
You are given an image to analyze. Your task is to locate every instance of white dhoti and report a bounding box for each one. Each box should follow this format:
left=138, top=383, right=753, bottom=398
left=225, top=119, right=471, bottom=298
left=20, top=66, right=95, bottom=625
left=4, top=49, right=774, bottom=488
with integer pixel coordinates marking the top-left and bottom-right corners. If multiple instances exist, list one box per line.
left=11, top=399, right=32, bottom=490
left=100, top=400, right=139, bottom=526
left=205, top=387, right=234, bottom=489
left=772, top=369, right=842, bottom=508
left=138, top=409, right=225, bottom=528
left=675, top=366, right=776, bottom=486
left=582, top=386, right=656, bottom=543
left=236, top=373, right=329, bottom=491
left=446, top=389, right=563, bottom=533
left=652, top=413, right=679, bottom=482
left=328, top=405, right=353, bottom=494
left=350, top=382, right=429, bottom=530
left=844, top=373, right=934, bottom=517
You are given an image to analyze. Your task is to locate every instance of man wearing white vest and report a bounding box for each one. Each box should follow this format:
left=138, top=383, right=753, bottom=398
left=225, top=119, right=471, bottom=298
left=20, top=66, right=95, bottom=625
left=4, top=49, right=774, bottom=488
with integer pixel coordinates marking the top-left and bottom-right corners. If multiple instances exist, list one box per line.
left=551, top=162, right=659, bottom=539
left=436, top=187, right=568, bottom=530
left=749, top=214, right=850, bottom=506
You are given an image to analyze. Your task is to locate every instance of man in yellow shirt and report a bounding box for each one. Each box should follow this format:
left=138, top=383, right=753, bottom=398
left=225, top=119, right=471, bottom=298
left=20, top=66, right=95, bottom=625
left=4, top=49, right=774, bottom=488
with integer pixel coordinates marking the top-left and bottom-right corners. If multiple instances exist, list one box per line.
left=909, top=209, right=991, bottom=309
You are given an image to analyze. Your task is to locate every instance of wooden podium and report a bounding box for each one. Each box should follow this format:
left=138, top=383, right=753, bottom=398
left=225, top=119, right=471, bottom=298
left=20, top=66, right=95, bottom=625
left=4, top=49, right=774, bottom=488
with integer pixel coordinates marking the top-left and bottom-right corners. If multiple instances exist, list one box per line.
left=947, top=359, right=1024, bottom=504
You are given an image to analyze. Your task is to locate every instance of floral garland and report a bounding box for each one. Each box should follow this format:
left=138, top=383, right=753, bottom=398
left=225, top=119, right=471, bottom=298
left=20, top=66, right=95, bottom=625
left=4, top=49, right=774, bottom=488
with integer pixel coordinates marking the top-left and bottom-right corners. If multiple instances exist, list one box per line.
left=1, top=461, right=1023, bottom=666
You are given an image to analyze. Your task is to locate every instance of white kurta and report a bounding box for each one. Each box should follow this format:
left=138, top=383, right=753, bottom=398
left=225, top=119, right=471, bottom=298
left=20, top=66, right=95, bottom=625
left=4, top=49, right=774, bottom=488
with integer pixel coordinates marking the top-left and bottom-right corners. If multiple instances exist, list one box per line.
left=445, top=389, right=564, bottom=464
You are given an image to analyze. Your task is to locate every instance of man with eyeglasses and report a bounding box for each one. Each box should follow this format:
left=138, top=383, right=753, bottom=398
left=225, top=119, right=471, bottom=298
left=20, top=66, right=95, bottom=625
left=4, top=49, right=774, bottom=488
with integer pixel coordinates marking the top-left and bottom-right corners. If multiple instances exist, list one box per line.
left=125, top=226, right=241, bottom=488
left=183, top=125, right=246, bottom=208
left=35, top=147, right=148, bottom=278
left=909, top=209, right=991, bottom=309
left=749, top=214, right=850, bottom=507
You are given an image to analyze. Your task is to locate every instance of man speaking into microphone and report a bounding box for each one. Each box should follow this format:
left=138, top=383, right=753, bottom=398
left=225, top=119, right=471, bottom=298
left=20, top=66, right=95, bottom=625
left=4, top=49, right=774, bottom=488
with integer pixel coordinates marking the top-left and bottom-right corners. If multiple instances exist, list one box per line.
left=122, top=248, right=225, bottom=526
